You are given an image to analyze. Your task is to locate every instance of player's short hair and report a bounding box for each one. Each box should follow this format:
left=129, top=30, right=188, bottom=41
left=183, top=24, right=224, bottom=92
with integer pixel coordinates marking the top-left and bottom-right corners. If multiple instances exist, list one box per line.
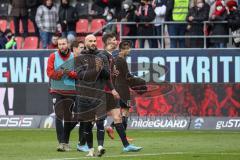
left=57, top=36, right=68, bottom=42
left=71, top=40, right=80, bottom=49
left=71, top=40, right=84, bottom=49
left=102, top=32, right=117, bottom=45
left=119, top=40, right=131, bottom=52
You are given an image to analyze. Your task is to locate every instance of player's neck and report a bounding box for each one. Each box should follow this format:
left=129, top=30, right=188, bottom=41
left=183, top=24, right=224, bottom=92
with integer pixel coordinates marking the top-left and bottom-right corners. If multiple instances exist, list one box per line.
left=105, top=49, right=113, bottom=55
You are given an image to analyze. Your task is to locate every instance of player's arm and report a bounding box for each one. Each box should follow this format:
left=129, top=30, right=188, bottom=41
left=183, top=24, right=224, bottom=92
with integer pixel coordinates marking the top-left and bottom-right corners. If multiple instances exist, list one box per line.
left=47, top=54, right=64, bottom=80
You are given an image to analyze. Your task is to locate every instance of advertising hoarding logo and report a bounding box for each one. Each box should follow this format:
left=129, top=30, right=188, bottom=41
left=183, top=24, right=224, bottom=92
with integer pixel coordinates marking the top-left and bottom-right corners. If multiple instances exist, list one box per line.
left=0, top=116, right=33, bottom=127
left=131, top=118, right=188, bottom=129
left=216, top=119, right=240, bottom=130
left=194, top=118, right=204, bottom=129
left=43, top=116, right=54, bottom=128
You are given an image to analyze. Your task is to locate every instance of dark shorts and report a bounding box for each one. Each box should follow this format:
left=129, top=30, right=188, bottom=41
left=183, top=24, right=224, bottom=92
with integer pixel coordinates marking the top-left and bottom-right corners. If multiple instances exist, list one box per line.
left=119, top=99, right=131, bottom=109
left=106, top=93, right=120, bottom=111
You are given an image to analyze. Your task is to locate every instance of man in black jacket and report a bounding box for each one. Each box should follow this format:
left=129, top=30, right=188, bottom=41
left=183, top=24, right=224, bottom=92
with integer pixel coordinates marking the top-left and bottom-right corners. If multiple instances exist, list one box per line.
left=59, top=0, right=77, bottom=41
left=75, top=34, right=109, bottom=157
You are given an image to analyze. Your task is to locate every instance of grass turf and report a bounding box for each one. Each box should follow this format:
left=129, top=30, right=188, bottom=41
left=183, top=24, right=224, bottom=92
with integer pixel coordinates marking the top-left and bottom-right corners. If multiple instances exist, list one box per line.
left=0, top=129, right=240, bottom=160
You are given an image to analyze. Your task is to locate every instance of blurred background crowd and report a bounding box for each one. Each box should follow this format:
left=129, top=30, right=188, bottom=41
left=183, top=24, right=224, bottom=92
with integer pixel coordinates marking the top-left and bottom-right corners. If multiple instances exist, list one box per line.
left=0, top=0, right=239, bottom=49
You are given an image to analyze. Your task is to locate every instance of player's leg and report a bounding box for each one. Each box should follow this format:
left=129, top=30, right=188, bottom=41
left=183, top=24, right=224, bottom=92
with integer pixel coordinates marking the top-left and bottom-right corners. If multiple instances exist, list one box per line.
left=84, top=121, right=95, bottom=157
left=110, top=108, right=142, bottom=152
left=121, top=107, right=133, bottom=141
left=52, top=93, right=65, bottom=151
left=77, top=122, right=89, bottom=152
left=63, top=121, right=78, bottom=151
left=96, top=119, right=106, bottom=157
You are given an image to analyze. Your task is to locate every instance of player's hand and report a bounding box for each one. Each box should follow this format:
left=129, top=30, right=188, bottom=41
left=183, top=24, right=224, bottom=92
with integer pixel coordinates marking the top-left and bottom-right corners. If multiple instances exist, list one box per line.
left=95, top=58, right=103, bottom=72
left=112, top=65, right=119, bottom=77
left=112, top=89, right=120, bottom=100
left=56, top=69, right=64, bottom=79
left=188, top=16, right=194, bottom=21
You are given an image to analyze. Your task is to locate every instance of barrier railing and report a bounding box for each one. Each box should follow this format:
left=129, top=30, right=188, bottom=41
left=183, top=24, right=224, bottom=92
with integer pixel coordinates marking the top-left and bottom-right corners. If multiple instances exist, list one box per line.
left=93, top=21, right=239, bottom=49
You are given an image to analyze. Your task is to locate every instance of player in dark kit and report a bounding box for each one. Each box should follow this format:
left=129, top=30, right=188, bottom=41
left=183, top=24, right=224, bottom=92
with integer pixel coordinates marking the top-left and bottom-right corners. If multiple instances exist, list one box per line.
left=107, top=40, right=134, bottom=141
left=98, top=33, right=142, bottom=152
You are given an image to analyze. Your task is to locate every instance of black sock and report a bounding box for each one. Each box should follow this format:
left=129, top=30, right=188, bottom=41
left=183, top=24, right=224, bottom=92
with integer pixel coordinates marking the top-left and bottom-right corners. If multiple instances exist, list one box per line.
left=122, top=116, right=128, bottom=131
left=55, top=118, right=64, bottom=143
left=96, top=119, right=105, bottom=146
left=84, top=122, right=94, bottom=148
left=110, top=121, right=115, bottom=129
left=79, top=122, right=86, bottom=145
left=115, top=123, right=129, bottom=147
left=64, top=122, right=78, bottom=144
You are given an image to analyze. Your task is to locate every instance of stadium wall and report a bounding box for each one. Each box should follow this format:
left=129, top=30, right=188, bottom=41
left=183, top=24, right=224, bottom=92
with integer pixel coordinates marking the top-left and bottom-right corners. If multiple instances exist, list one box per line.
left=0, top=49, right=239, bottom=130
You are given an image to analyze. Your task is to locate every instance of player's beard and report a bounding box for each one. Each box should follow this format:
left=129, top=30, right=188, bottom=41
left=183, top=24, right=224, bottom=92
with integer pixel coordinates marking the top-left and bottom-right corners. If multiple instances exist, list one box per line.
left=89, top=44, right=97, bottom=51
left=59, top=48, right=69, bottom=57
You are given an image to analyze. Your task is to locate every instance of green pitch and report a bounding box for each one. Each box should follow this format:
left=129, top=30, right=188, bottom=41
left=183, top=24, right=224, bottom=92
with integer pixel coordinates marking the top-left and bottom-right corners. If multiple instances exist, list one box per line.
left=0, top=129, right=240, bottom=160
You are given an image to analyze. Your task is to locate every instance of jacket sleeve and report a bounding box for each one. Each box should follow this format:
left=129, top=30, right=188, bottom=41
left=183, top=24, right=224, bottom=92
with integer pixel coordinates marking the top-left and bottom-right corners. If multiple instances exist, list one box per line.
left=47, top=53, right=64, bottom=80
left=98, top=52, right=114, bottom=90
left=214, top=11, right=227, bottom=21
left=76, top=56, right=101, bottom=83
left=193, top=5, right=210, bottom=22
left=35, top=6, right=43, bottom=30
left=136, top=5, right=156, bottom=22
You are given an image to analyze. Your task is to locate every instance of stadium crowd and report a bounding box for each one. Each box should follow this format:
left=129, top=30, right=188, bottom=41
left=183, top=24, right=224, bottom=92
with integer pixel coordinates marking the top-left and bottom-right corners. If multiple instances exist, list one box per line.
left=0, top=0, right=240, bottom=49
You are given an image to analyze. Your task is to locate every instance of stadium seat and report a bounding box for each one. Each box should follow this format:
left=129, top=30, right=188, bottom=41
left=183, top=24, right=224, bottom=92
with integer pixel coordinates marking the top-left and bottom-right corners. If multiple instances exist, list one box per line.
left=28, top=19, right=35, bottom=33
left=15, top=36, right=24, bottom=49
left=116, top=24, right=121, bottom=34
left=76, top=19, right=89, bottom=34
left=89, top=19, right=106, bottom=33
left=96, top=36, right=104, bottom=49
left=10, top=20, right=23, bottom=34
left=23, top=36, right=39, bottom=49
left=135, top=40, right=139, bottom=48
left=0, top=19, right=7, bottom=32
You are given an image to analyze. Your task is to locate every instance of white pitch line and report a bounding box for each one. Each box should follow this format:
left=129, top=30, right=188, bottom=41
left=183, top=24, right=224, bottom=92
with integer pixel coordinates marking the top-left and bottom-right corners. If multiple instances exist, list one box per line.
left=43, top=152, right=240, bottom=160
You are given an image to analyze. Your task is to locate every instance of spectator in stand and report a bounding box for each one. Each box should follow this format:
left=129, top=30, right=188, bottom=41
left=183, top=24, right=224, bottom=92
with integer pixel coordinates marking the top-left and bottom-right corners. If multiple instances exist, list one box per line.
left=226, top=0, right=240, bottom=47
left=118, top=0, right=138, bottom=48
left=35, top=0, right=58, bottom=49
left=152, top=0, right=167, bottom=48
left=186, top=0, right=210, bottom=48
left=48, top=32, right=61, bottom=49
left=26, top=0, right=41, bottom=36
left=0, top=29, right=17, bottom=49
left=135, top=0, right=156, bottom=48
left=75, top=0, right=90, bottom=18
left=108, top=0, right=124, bottom=13
left=209, top=0, right=228, bottom=48
left=91, top=0, right=107, bottom=17
left=10, top=0, right=28, bottom=37
left=103, top=11, right=117, bottom=35
left=165, top=0, right=189, bottom=48
left=0, top=0, right=10, bottom=18
left=59, top=0, right=78, bottom=43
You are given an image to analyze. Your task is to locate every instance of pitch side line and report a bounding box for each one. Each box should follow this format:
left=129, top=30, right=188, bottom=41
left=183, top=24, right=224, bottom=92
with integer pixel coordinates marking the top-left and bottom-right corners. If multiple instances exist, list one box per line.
left=44, top=152, right=240, bottom=160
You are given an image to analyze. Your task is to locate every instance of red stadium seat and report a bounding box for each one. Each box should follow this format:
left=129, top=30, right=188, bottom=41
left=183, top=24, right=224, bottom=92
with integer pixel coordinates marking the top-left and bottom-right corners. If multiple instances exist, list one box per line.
left=135, top=40, right=139, bottom=48
left=28, top=19, right=35, bottom=33
left=10, top=20, right=23, bottom=34
left=96, top=36, right=104, bottom=49
left=0, top=19, right=7, bottom=32
left=76, top=19, right=89, bottom=34
left=23, top=36, right=39, bottom=49
left=15, top=36, right=24, bottom=49
left=89, top=19, right=106, bottom=33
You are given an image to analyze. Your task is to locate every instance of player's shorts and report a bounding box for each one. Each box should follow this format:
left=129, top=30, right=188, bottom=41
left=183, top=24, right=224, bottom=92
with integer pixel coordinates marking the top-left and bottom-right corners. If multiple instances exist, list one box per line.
left=106, top=93, right=120, bottom=111
left=119, top=99, right=131, bottom=109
